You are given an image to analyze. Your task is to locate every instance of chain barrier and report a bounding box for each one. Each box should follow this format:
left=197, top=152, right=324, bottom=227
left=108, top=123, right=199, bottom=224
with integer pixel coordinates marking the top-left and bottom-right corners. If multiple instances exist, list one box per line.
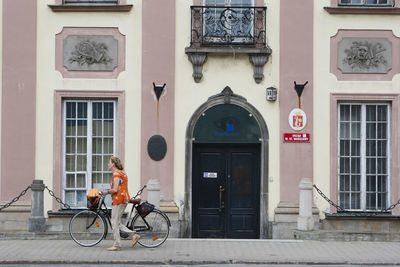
left=0, top=185, right=31, bottom=212
left=0, top=183, right=72, bottom=211
left=45, top=186, right=71, bottom=210
left=313, top=184, right=400, bottom=216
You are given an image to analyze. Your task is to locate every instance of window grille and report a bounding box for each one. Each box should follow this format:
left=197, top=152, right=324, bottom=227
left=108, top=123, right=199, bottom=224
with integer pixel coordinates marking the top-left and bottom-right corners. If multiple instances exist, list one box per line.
left=339, top=0, right=392, bottom=6
left=63, top=100, right=116, bottom=208
left=338, top=103, right=390, bottom=211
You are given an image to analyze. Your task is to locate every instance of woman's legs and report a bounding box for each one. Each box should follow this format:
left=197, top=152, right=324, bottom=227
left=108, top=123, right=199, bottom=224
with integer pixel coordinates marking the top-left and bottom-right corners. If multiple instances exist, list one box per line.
left=111, top=204, right=126, bottom=248
left=111, top=203, right=138, bottom=249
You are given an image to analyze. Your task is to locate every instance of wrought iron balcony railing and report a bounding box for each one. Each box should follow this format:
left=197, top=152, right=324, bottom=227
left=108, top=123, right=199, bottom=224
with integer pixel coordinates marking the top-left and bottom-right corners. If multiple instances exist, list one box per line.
left=190, top=6, right=267, bottom=48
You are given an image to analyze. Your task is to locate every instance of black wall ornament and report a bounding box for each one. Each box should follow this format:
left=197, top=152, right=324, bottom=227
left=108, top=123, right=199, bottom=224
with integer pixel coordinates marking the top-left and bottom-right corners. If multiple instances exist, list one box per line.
left=153, top=83, right=166, bottom=118
left=147, top=134, right=167, bottom=161
left=294, top=81, right=308, bottom=109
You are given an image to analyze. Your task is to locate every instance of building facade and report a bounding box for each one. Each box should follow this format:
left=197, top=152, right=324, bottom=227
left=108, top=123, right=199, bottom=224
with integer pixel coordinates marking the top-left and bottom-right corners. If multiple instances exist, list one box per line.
left=1, top=0, right=400, bottom=238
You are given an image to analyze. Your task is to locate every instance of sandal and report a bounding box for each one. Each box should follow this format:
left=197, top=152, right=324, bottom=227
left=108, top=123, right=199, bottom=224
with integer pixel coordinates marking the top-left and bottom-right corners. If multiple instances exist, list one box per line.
left=106, top=246, right=121, bottom=251
left=132, top=234, right=140, bottom=248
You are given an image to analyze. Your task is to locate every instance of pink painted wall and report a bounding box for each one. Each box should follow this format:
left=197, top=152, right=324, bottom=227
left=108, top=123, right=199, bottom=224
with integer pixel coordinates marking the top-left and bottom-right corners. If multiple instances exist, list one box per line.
left=141, top=0, right=175, bottom=200
left=280, top=0, right=314, bottom=202
left=1, top=0, right=36, bottom=201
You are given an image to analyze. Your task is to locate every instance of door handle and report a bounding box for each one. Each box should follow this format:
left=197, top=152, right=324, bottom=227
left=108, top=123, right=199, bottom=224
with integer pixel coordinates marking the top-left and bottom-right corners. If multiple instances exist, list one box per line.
left=219, top=185, right=225, bottom=211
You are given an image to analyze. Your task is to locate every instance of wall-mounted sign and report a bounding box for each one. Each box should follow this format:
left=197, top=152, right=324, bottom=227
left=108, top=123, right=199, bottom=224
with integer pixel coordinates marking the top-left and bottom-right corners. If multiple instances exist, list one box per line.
left=283, top=133, right=310, bottom=143
left=203, top=172, right=217, bottom=178
left=289, top=108, right=307, bottom=131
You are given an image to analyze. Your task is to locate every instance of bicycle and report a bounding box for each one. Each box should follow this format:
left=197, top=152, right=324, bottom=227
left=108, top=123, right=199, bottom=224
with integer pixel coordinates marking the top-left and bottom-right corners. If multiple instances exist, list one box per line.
left=69, top=185, right=171, bottom=248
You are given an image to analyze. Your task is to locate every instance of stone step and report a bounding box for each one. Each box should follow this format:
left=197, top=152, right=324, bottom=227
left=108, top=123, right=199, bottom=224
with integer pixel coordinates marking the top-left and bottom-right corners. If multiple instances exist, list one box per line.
left=293, top=229, right=400, bottom=242
left=0, top=202, right=31, bottom=232
left=321, top=213, right=400, bottom=233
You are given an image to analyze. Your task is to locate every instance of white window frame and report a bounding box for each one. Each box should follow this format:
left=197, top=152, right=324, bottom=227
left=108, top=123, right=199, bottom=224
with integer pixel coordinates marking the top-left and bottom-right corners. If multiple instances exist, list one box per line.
left=337, top=102, right=391, bottom=211
left=62, top=99, right=117, bottom=208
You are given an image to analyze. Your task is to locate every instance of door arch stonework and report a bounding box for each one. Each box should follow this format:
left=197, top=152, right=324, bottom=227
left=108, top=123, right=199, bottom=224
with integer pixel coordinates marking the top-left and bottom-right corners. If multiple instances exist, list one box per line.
left=183, top=86, right=270, bottom=238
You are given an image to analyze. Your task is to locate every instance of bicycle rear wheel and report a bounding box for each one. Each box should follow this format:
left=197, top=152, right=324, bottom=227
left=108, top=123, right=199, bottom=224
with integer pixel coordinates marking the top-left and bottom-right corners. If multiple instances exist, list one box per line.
left=69, top=210, right=106, bottom=247
left=131, top=209, right=170, bottom=248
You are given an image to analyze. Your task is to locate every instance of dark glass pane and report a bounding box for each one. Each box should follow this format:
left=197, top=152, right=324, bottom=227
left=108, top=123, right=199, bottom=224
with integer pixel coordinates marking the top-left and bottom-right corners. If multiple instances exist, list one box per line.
left=66, top=102, right=76, bottom=118
left=367, top=175, right=376, bottom=191
left=351, top=140, right=360, bottom=156
left=104, top=103, right=114, bottom=119
left=340, top=105, right=350, bottom=121
left=351, top=105, right=361, bottom=121
left=377, top=123, right=387, bottom=139
left=366, top=105, right=377, bottom=121
left=366, top=140, right=376, bottom=156
left=351, top=157, right=360, bottom=174
left=77, top=102, right=87, bottom=119
left=93, top=103, right=102, bottom=119
left=366, top=123, right=376, bottom=139
left=340, top=122, right=350, bottom=139
left=340, top=140, right=350, bottom=156
left=377, top=105, right=387, bottom=121
left=377, top=140, right=387, bottom=156
left=351, top=122, right=360, bottom=138
left=367, top=158, right=376, bottom=174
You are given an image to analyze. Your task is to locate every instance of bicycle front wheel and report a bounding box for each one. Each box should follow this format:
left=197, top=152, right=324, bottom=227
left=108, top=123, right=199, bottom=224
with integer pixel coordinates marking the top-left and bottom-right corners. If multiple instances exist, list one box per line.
left=69, top=210, right=106, bottom=247
left=131, top=209, right=170, bottom=248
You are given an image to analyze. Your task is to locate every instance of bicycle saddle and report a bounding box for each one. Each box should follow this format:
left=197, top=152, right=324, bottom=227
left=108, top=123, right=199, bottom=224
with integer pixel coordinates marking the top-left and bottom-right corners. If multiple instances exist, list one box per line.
left=129, top=198, right=141, bottom=205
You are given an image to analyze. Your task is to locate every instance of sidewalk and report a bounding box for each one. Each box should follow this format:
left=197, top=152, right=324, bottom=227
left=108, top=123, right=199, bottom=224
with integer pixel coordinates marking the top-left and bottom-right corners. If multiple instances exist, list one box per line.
left=1, top=238, right=400, bottom=265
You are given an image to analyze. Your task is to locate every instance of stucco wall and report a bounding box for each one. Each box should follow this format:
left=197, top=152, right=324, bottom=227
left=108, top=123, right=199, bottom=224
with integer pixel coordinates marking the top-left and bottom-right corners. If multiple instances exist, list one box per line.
left=36, top=0, right=141, bottom=214
left=174, top=0, right=281, bottom=221
left=313, top=0, right=400, bottom=216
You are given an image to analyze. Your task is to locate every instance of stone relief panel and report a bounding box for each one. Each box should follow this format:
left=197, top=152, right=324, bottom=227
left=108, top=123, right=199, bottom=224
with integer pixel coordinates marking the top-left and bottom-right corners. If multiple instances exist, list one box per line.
left=64, top=35, right=118, bottom=71
left=330, top=30, right=400, bottom=81
left=56, top=27, right=125, bottom=78
left=338, top=38, right=392, bottom=74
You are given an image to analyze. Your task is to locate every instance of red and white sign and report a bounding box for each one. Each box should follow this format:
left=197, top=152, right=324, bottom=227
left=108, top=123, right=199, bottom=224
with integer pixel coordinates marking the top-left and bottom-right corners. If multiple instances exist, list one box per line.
left=289, top=108, right=307, bottom=131
left=283, top=133, right=310, bottom=143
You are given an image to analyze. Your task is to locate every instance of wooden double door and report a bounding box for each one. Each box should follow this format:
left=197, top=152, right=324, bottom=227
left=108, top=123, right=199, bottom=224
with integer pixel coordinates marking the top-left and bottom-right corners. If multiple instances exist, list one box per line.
left=192, top=144, right=260, bottom=238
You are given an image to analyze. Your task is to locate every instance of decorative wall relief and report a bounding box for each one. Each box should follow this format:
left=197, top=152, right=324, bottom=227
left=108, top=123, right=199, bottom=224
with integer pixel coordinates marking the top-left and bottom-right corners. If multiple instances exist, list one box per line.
left=338, top=38, right=392, bottom=74
left=64, top=35, right=117, bottom=71
left=56, top=27, right=125, bottom=78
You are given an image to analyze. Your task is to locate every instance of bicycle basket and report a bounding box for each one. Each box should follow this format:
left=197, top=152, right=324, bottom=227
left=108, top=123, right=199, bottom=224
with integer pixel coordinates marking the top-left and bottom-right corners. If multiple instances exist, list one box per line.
left=137, top=201, right=155, bottom=217
left=87, top=188, right=100, bottom=210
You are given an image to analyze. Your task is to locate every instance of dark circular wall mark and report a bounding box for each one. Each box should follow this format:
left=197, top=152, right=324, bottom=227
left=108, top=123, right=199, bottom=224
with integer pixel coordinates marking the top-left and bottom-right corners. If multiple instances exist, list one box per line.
left=147, top=135, right=167, bottom=161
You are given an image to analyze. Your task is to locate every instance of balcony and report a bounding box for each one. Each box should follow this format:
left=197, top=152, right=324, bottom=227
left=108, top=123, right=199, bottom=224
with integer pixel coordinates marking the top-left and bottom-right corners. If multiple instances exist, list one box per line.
left=185, top=6, right=272, bottom=83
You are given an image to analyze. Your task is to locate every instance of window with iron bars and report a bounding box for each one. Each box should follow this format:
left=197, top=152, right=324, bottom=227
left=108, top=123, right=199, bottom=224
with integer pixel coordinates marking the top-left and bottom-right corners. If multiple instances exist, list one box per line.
left=338, top=103, right=390, bottom=211
left=63, top=0, right=118, bottom=4
left=202, top=0, right=255, bottom=45
left=338, top=0, right=392, bottom=6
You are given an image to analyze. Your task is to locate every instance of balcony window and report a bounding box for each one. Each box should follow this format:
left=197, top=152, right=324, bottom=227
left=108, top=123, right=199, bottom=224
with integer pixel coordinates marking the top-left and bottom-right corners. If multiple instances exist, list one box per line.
left=338, top=0, right=392, bottom=6
left=191, top=0, right=266, bottom=47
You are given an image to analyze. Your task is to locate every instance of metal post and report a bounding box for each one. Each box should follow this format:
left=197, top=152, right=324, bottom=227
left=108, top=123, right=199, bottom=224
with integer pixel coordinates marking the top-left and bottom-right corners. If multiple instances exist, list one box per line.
left=28, top=179, right=46, bottom=232
left=297, top=178, right=314, bottom=231
left=147, top=179, right=160, bottom=208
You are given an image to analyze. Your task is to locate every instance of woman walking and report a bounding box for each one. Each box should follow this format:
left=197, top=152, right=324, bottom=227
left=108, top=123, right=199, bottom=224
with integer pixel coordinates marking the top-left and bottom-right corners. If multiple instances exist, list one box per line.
left=102, top=156, right=140, bottom=251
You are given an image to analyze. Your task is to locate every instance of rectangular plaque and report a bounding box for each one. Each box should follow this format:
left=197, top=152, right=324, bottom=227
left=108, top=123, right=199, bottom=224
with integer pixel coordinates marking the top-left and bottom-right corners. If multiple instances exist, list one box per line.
left=203, top=172, right=218, bottom=178
left=283, top=133, right=310, bottom=143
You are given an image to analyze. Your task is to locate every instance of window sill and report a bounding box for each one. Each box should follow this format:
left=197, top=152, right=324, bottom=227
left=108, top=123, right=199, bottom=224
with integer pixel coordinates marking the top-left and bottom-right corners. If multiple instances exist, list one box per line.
left=48, top=4, right=133, bottom=12
left=324, top=6, right=400, bottom=15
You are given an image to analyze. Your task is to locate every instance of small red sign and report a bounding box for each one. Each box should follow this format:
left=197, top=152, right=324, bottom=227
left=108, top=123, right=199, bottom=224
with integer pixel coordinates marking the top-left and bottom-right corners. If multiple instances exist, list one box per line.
left=283, top=133, right=310, bottom=143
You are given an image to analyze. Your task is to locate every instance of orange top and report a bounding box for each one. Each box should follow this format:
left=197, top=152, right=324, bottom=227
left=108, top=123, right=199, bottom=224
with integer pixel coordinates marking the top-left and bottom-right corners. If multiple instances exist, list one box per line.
left=110, top=170, right=130, bottom=205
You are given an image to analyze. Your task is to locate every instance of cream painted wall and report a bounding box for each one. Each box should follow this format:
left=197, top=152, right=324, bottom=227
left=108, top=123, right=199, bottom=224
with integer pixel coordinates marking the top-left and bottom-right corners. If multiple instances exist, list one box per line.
left=36, top=0, right=142, bottom=215
left=174, top=0, right=280, bottom=221
left=313, top=0, right=400, bottom=217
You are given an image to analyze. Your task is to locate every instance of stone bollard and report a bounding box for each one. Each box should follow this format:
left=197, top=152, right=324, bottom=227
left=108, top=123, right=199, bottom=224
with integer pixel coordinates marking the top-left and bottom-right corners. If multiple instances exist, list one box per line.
left=29, top=180, right=46, bottom=232
left=297, top=178, right=314, bottom=231
left=147, top=179, right=160, bottom=208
